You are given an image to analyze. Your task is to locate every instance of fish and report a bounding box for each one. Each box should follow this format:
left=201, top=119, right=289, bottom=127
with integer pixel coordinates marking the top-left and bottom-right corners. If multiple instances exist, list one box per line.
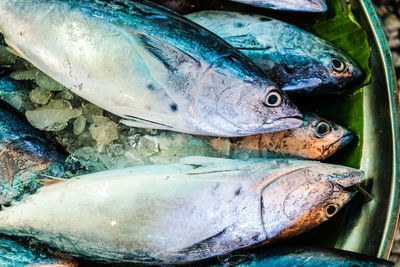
left=227, top=112, right=353, bottom=160
left=0, top=236, right=76, bottom=266
left=186, top=11, right=364, bottom=95
left=229, top=0, right=327, bottom=12
left=0, top=156, right=363, bottom=264
left=0, top=101, right=66, bottom=204
left=0, top=0, right=302, bottom=137
left=138, top=112, right=353, bottom=165
left=218, top=246, right=394, bottom=266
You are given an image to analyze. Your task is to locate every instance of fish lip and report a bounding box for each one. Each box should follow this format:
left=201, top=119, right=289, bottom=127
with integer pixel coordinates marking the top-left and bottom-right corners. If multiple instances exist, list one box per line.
left=264, top=114, right=303, bottom=125
left=342, top=184, right=359, bottom=198
left=338, top=130, right=354, bottom=151
left=329, top=170, right=364, bottom=191
left=262, top=115, right=303, bottom=131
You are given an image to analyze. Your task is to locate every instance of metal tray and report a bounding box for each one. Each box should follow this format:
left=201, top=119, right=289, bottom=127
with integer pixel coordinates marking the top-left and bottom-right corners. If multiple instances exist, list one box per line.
left=334, top=0, right=400, bottom=259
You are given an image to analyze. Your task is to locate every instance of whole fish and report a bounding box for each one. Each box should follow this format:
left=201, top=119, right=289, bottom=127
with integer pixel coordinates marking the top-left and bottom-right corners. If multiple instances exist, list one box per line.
left=0, top=0, right=302, bottom=137
left=0, top=236, right=74, bottom=266
left=0, top=101, right=66, bottom=204
left=218, top=246, right=394, bottom=266
left=230, top=0, right=327, bottom=12
left=0, top=157, right=363, bottom=264
left=186, top=11, right=363, bottom=95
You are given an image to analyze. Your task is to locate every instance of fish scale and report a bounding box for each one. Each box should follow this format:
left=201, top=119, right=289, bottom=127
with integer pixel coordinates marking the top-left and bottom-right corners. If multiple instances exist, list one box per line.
left=0, top=0, right=302, bottom=136
left=0, top=157, right=362, bottom=264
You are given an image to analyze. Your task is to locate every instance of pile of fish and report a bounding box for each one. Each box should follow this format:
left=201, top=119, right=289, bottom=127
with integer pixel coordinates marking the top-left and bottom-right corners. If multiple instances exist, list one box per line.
left=0, top=0, right=393, bottom=266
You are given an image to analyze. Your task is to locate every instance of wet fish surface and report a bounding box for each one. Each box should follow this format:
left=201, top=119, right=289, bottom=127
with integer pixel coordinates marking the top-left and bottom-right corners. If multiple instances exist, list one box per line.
left=186, top=11, right=363, bottom=95
left=230, top=0, right=327, bottom=12
left=0, top=157, right=362, bottom=264
left=0, top=0, right=302, bottom=137
left=149, top=0, right=216, bottom=13
left=218, top=246, right=394, bottom=266
left=149, top=0, right=326, bottom=13
left=0, top=236, right=66, bottom=266
left=227, top=112, right=353, bottom=160
left=127, top=112, right=354, bottom=164
left=0, top=101, right=66, bottom=204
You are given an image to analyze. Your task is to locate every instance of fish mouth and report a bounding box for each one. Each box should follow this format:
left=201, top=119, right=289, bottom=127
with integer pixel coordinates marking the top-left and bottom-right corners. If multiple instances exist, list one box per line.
left=341, top=183, right=359, bottom=198
left=263, top=114, right=303, bottom=131
left=338, top=130, right=354, bottom=151
left=329, top=169, right=364, bottom=190
left=329, top=170, right=364, bottom=199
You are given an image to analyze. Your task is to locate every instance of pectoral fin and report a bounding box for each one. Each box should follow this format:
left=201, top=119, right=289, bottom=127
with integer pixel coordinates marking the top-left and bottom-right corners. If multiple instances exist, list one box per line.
left=136, top=33, right=201, bottom=72
left=180, top=156, right=244, bottom=174
left=121, top=115, right=173, bottom=131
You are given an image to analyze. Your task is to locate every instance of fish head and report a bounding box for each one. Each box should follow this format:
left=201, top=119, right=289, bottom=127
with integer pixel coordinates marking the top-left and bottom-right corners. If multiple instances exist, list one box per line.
left=261, top=112, right=353, bottom=160
left=260, top=163, right=363, bottom=241
left=216, top=79, right=303, bottom=135
left=315, top=49, right=364, bottom=94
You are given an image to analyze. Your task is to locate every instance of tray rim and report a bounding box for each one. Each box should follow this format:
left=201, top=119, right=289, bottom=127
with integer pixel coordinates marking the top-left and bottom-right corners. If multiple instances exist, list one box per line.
left=359, top=0, right=400, bottom=259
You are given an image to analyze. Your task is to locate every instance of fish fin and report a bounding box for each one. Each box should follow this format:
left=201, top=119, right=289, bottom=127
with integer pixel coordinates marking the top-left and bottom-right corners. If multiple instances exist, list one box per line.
left=177, top=228, right=228, bottom=254
left=4, top=39, right=23, bottom=58
left=136, top=33, right=201, bottom=72
left=121, top=116, right=173, bottom=131
left=37, top=175, right=68, bottom=187
left=180, top=156, right=244, bottom=175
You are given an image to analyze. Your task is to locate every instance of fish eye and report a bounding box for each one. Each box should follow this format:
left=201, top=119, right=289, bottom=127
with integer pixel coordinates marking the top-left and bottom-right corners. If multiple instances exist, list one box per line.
left=326, top=204, right=338, bottom=217
left=315, top=121, right=331, bottom=138
left=331, top=57, right=346, bottom=72
left=264, top=90, right=282, bottom=107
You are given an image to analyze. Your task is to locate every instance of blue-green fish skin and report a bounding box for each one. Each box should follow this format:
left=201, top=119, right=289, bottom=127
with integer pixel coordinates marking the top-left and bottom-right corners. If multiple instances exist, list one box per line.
left=187, top=11, right=364, bottom=95
left=230, top=0, right=327, bottom=12
left=0, top=237, right=62, bottom=266
left=0, top=99, right=66, bottom=204
left=0, top=0, right=302, bottom=137
left=148, top=0, right=326, bottom=13
left=0, top=74, right=29, bottom=97
left=218, top=247, right=393, bottom=267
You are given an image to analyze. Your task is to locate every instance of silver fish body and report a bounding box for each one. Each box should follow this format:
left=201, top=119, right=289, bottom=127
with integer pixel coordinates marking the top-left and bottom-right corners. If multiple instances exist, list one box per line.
left=186, top=11, right=364, bottom=95
left=0, top=157, right=362, bottom=264
left=230, top=0, right=327, bottom=12
left=0, top=0, right=302, bottom=137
